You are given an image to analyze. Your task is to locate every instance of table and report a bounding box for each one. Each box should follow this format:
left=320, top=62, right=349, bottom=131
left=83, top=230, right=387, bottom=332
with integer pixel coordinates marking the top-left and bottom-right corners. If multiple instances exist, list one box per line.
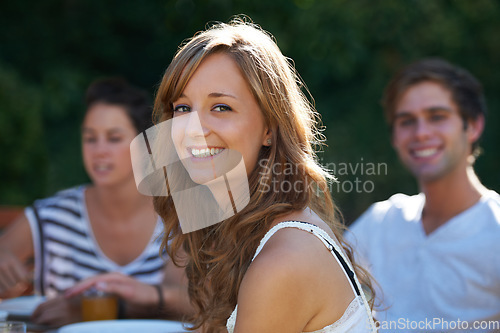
left=6, top=314, right=57, bottom=333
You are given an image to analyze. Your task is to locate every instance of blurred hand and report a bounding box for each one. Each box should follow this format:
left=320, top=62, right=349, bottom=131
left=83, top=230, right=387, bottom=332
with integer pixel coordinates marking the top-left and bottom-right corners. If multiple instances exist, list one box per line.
left=0, top=248, right=30, bottom=297
left=31, top=295, right=81, bottom=327
left=65, top=272, right=157, bottom=306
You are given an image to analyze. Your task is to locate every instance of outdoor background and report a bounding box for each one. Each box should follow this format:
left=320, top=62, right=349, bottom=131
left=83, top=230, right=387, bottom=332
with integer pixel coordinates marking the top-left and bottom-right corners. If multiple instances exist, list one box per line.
left=1, top=0, right=499, bottom=224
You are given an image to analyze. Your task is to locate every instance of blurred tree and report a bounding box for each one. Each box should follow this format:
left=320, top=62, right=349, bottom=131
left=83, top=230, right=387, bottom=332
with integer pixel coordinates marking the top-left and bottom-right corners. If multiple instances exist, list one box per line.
left=0, top=62, right=47, bottom=204
left=0, top=0, right=498, bottom=222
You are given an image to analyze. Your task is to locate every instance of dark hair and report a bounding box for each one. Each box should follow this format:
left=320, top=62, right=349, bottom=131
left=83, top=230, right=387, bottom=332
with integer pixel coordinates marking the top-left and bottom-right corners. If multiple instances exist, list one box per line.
left=85, top=77, right=152, bottom=133
left=382, top=58, right=487, bottom=154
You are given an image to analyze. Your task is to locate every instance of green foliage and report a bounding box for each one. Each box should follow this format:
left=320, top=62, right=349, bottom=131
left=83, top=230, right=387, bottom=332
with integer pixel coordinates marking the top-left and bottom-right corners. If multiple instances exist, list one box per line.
left=1, top=0, right=499, bottom=222
left=0, top=62, right=47, bottom=204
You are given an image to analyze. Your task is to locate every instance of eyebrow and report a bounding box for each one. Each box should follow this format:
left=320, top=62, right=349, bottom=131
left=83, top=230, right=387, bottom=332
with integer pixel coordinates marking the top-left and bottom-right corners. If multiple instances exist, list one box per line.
left=394, top=106, right=453, bottom=119
left=426, top=106, right=453, bottom=113
left=208, top=92, right=237, bottom=99
left=178, top=92, right=237, bottom=99
left=82, top=127, right=126, bottom=134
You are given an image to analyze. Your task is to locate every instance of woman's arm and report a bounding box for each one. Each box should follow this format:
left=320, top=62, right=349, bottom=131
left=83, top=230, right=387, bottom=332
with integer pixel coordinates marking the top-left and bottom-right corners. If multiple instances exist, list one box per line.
left=0, top=213, right=34, bottom=297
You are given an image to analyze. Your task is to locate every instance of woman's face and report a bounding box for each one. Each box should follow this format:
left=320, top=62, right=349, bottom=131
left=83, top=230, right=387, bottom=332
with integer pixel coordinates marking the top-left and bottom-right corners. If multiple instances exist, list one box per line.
left=170, top=52, right=271, bottom=185
left=82, top=103, right=137, bottom=187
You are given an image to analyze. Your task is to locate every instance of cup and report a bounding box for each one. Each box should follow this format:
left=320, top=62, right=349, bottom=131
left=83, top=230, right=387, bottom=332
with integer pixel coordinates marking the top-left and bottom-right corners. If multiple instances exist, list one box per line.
left=81, top=287, right=118, bottom=321
left=0, top=321, right=26, bottom=333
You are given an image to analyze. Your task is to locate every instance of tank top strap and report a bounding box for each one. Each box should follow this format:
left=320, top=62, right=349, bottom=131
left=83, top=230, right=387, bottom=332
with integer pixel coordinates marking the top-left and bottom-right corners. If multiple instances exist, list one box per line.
left=252, top=221, right=361, bottom=295
left=248, top=220, right=376, bottom=332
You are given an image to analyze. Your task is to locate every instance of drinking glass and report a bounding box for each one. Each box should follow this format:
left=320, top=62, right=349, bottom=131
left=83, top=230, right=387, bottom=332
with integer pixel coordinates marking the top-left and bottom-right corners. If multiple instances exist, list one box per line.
left=81, top=287, right=118, bottom=321
left=0, top=322, right=26, bottom=333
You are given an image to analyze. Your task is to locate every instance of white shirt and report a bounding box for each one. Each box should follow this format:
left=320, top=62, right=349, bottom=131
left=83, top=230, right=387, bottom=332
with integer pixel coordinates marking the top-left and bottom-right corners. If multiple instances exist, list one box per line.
left=346, top=191, right=500, bottom=332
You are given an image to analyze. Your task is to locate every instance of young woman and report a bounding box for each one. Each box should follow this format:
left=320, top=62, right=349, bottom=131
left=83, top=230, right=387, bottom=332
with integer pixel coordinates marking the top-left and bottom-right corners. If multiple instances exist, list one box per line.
left=152, top=18, right=377, bottom=332
left=0, top=78, right=191, bottom=326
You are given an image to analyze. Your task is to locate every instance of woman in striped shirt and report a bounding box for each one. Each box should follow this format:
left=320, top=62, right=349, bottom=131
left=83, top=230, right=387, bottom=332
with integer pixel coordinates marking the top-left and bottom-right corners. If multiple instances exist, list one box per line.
left=0, top=78, right=192, bottom=326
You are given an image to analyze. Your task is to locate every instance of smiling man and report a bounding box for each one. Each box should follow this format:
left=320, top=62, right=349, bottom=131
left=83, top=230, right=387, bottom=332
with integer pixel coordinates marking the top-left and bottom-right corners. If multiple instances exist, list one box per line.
left=346, top=58, right=500, bottom=332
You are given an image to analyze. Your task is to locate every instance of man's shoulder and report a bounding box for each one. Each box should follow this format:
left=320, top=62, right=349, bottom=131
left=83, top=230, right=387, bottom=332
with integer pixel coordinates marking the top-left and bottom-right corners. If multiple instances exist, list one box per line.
left=483, top=189, right=500, bottom=203
left=480, top=190, right=500, bottom=225
left=358, top=192, right=423, bottom=222
left=346, top=193, right=423, bottom=242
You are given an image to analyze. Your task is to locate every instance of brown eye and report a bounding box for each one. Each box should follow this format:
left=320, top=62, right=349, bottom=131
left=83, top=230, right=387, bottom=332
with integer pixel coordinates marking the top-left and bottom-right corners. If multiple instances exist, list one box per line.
left=213, top=104, right=232, bottom=112
left=396, top=118, right=415, bottom=127
left=83, top=136, right=96, bottom=143
left=173, top=105, right=191, bottom=113
left=109, top=137, right=122, bottom=143
left=430, top=114, right=446, bottom=122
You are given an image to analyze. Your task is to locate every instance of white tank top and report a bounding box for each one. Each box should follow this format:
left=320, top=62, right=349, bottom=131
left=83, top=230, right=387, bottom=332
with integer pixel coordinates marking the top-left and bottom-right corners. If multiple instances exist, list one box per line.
left=226, top=221, right=377, bottom=332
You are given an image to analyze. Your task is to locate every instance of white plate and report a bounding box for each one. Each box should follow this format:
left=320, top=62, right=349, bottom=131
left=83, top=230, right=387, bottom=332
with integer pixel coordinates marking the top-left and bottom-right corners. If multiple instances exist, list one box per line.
left=0, top=295, right=46, bottom=316
left=58, top=319, right=190, bottom=332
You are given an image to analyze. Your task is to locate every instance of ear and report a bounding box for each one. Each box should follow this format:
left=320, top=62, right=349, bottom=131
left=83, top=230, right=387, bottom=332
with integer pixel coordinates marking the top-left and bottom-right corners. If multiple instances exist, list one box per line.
left=466, top=114, right=485, bottom=144
left=262, top=127, right=273, bottom=146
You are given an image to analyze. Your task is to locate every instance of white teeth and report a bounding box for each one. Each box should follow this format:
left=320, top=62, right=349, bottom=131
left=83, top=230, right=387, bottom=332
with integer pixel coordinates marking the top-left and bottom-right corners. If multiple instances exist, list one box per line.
left=95, top=164, right=111, bottom=171
left=191, top=147, right=224, bottom=158
left=414, top=148, right=437, bottom=158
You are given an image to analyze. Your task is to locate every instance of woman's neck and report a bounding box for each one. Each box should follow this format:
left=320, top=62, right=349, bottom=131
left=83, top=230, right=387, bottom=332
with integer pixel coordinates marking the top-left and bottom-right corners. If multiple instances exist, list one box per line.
left=87, top=178, right=153, bottom=222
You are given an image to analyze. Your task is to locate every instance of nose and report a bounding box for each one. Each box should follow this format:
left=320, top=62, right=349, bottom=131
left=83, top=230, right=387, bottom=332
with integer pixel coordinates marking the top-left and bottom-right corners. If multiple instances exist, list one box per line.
left=414, top=118, right=431, bottom=140
left=185, top=111, right=210, bottom=138
left=94, top=139, right=110, bottom=156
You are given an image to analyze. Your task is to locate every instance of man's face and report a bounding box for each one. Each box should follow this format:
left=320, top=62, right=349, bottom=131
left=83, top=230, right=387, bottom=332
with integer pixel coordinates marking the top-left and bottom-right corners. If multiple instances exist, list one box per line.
left=392, top=81, right=480, bottom=184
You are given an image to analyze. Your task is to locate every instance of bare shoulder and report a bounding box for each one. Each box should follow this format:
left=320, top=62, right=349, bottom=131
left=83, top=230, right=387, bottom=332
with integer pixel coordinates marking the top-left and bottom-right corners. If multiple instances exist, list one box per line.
left=234, top=230, right=320, bottom=331
left=274, top=207, right=338, bottom=240
left=234, top=208, right=356, bottom=332
left=0, top=213, right=33, bottom=258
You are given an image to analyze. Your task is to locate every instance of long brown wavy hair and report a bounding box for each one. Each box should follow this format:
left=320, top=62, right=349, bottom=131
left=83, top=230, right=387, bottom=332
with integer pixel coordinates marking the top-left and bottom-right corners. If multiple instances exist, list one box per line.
left=153, top=17, right=374, bottom=332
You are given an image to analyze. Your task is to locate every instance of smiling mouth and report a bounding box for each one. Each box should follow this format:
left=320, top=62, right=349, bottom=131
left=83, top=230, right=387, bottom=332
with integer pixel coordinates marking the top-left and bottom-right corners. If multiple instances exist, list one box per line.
left=94, top=164, right=112, bottom=172
left=411, top=147, right=439, bottom=158
left=189, top=147, right=225, bottom=158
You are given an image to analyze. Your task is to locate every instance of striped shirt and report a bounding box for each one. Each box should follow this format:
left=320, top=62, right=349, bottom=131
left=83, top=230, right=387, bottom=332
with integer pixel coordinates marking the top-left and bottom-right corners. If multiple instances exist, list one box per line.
left=25, top=185, right=166, bottom=298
